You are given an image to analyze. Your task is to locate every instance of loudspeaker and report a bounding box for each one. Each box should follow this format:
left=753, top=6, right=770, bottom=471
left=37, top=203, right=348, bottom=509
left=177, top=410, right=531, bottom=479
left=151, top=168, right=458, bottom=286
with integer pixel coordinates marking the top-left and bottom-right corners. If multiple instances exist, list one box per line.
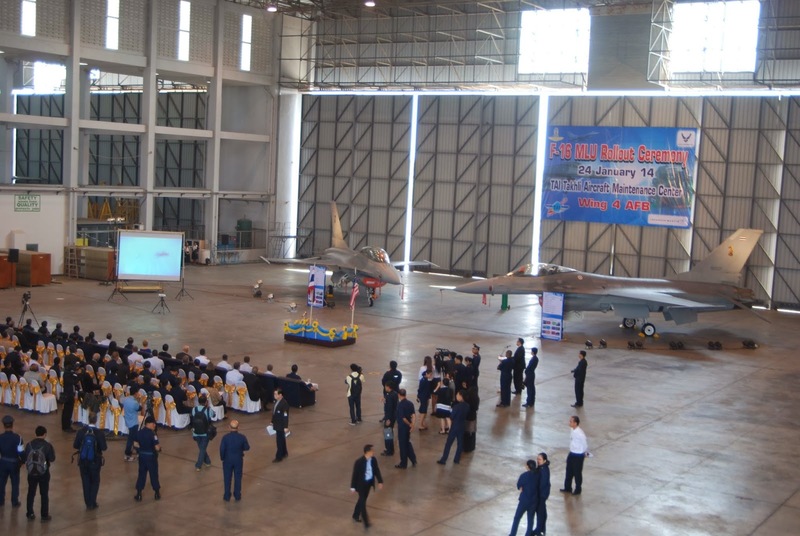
left=8, top=248, right=19, bottom=263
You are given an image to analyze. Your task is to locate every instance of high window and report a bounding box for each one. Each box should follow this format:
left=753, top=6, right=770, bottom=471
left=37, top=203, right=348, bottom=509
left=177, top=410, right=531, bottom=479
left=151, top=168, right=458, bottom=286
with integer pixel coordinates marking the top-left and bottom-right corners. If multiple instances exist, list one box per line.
left=178, top=0, right=191, bottom=62
left=21, top=0, right=36, bottom=37
left=670, top=0, right=760, bottom=73
left=518, top=8, right=591, bottom=74
left=106, top=0, right=120, bottom=50
left=241, top=14, right=252, bottom=71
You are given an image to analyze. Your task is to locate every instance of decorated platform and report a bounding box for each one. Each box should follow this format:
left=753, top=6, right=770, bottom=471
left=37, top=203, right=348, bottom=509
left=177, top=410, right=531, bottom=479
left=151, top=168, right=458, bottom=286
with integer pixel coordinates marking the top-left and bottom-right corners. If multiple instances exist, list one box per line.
left=283, top=318, right=358, bottom=347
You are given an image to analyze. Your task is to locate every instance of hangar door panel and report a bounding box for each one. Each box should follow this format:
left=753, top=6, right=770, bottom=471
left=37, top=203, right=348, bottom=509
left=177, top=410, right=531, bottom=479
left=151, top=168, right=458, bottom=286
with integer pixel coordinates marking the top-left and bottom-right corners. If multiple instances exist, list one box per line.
left=413, top=95, right=538, bottom=277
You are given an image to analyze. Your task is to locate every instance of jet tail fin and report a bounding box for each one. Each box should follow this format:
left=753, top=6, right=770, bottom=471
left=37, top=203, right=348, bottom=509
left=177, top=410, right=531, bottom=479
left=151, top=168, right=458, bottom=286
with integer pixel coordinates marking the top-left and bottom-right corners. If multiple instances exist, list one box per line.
left=330, top=201, right=348, bottom=249
left=672, top=229, right=763, bottom=285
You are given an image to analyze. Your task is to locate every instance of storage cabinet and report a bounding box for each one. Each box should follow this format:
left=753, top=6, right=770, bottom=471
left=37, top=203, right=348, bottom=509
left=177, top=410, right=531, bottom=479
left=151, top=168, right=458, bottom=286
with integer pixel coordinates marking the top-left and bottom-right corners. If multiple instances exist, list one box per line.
left=0, top=254, right=13, bottom=289
left=17, top=251, right=51, bottom=286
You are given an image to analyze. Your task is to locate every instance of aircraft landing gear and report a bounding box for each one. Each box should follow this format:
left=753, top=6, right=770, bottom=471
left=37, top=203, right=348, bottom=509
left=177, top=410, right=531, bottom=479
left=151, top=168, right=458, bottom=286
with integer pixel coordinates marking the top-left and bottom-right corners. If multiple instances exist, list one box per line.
left=622, top=318, right=637, bottom=329
left=641, top=322, right=657, bottom=337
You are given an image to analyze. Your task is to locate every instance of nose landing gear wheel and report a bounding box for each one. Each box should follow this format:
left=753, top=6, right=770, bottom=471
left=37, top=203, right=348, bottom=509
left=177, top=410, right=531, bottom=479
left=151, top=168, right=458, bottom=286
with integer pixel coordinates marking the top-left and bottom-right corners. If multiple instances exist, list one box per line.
left=622, top=318, right=637, bottom=329
left=641, top=323, right=656, bottom=337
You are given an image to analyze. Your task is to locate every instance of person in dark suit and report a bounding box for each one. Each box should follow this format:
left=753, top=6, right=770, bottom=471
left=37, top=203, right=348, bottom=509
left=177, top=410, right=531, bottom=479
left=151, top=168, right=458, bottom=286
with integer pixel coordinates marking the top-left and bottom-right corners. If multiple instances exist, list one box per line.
left=23, top=425, right=56, bottom=521
left=73, top=412, right=108, bottom=510
left=523, top=347, right=539, bottom=408
left=437, top=390, right=468, bottom=465
left=509, top=459, right=539, bottom=536
left=571, top=350, right=588, bottom=407
left=133, top=416, right=161, bottom=501
left=497, top=350, right=514, bottom=407
left=350, top=444, right=383, bottom=528
left=394, top=389, right=417, bottom=469
left=381, top=383, right=398, bottom=456
left=219, top=420, right=250, bottom=502
left=271, top=388, right=290, bottom=462
left=61, top=364, right=79, bottom=432
left=286, top=364, right=301, bottom=381
left=381, top=360, right=402, bottom=391
left=512, top=338, right=526, bottom=394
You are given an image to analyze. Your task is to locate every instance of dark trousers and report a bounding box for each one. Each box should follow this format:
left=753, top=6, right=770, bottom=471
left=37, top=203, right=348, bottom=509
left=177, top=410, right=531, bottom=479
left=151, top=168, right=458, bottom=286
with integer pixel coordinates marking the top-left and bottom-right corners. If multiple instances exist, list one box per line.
left=26, top=472, right=50, bottom=517
left=534, top=501, right=548, bottom=535
left=275, top=429, right=288, bottom=460
left=135, top=453, right=160, bottom=491
left=79, top=462, right=102, bottom=508
left=525, top=377, right=536, bottom=405
left=439, top=428, right=464, bottom=463
left=0, top=461, right=20, bottom=505
left=194, top=435, right=211, bottom=468
left=564, top=452, right=585, bottom=492
left=62, top=395, right=75, bottom=430
left=125, top=424, right=139, bottom=456
left=397, top=426, right=416, bottom=467
left=348, top=395, right=362, bottom=423
left=574, top=380, right=585, bottom=406
left=352, top=480, right=373, bottom=525
left=500, top=377, right=512, bottom=405
left=383, top=426, right=394, bottom=455
left=513, top=369, right=524, bottom=393
left=509, top=500, right=534, bottom=536
left=222, top=459, right=243, bottom=500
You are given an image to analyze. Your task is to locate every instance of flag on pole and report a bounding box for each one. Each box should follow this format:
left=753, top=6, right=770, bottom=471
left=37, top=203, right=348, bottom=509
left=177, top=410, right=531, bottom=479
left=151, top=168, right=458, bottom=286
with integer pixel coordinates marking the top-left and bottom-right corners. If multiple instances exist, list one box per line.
left=307, top=271, right=316, bottom=304
left=481, top=293, right=487, bottom=305
left=350, top=283, right=360, bottom=309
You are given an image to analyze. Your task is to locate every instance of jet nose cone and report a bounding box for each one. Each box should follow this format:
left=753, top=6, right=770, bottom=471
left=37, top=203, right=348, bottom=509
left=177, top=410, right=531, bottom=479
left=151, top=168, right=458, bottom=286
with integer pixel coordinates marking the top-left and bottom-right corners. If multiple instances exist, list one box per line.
left=385, top=267, right=402, bottom=285
left=454, top=279, right=493, bottom=294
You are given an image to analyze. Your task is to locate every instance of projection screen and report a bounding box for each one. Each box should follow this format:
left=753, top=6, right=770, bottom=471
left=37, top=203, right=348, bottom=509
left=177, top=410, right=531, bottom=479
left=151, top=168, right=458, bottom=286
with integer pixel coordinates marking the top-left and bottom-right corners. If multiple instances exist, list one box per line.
left=117, top=230, right=184, bottom=282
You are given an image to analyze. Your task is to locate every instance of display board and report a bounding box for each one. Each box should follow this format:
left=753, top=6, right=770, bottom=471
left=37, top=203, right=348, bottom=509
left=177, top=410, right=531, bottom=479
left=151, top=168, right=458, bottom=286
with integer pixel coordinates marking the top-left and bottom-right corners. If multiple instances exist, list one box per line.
left=541, top=126, right=699, bottom=228
left=541, top=292, right=564, bottom=341
left=117, top=230, right=184, bottom=282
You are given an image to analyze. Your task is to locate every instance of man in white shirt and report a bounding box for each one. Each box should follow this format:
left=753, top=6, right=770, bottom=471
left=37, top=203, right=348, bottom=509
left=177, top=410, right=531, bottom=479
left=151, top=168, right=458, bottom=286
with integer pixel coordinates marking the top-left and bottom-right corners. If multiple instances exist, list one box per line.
left=560, top=415, right=589, bottom=495
left=98, top=333, right=113, bottom=347
left=127, top=347, right=144, bottom=367
left=145, top=354, right=165, bottom=376
left=217, top=354, right=233, bottom=371
left=195, top=349, right=210, bottom=367
left=238, top=356, right=253, bottom=374
left=226, top=363, right=244, bottom=384
left=263, top=364, right=276, bottom=377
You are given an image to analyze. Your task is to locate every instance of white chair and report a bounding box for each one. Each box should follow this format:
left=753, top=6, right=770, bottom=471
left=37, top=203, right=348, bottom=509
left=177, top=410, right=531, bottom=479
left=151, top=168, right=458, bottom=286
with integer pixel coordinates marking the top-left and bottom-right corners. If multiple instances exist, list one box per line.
left=178, top=368, right=187, bottom=386
left=188, top=371, right=196, bottom=383
left=200, top=373, right=210, bottom=387
left=9, top=374, right=20, bottom=408
left=31, top=380, right=57, bottom=413
left=231, top=381, right=261, bottom=413
left=18, top=377, right=34, bottom=410
left=0, top=372, right=11, bottom=405
left=186, top=384, right=198, bottom=406
left=46, top=342, right=56, bottom=365
left=35, top=341, right=46, bottom=365
left=164, top=394, right=190, bottom=429
left=151, top=391, right=165, bottom=425
left=75, top=393, right=89, bottom=425
left=97, top=366, right=107, bottom=384
left=109, top=397, right=129, bottom=436
left=47, top=369, right=62, bottom=398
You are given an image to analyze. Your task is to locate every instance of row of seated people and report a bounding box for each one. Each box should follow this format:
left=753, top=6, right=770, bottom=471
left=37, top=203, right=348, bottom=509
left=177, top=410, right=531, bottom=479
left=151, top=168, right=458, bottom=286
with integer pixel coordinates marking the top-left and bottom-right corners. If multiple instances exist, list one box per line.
left=4, top=326, right=317, bottom=411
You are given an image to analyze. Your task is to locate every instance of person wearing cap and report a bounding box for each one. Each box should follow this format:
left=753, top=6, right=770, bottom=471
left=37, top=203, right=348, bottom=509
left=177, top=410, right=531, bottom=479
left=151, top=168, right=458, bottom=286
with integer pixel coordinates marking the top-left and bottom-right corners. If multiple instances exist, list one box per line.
left=523, top=347, right=539, bottom=408
left=219, top=420, right=250, bottom=501
left=509, top=459, right=539, bottom=536
left=133, top=416, right=161, bottom=501
left=0, top=415, right=24, bottom=507
left=23, top=425, right=55, bottom=521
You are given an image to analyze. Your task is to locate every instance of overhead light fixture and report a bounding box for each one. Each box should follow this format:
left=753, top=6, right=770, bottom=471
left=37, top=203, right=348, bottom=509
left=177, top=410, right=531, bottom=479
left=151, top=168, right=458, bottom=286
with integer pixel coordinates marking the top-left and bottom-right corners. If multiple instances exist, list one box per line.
left=266, top=3, right=277, bottom=11
left=365, top=1, right=376, bottom=6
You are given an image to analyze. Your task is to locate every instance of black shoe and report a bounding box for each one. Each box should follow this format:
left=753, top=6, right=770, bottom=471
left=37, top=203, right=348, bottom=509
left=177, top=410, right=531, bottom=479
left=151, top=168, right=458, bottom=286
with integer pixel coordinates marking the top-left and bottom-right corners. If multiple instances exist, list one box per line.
left=559, top=488, right=572, bottom=494
left=436, top=460, right=445, bottom=465
left=26, top=512, right=35, bottom=520
left=573, top=489, right=582, bottom=495
left=411, top=461, right=417, bottom=467
left=134, top=492, right=142, bottom=502
left=12, top=502, right=21, bottom=508
left=223, top=496, right=230, bottom=502
left=41, top=515, right=52, bottom=522
left=155, top=490, right=161, bottom=500
left=353, top=516, right=362, bottom=523
left=380, top=451, right=393, bottom=456
left=272, top=457, right=283, bottom=463
left=364, top=522, right=371, bottom=529
left=496, top=403, right=508, bottom=407
left=394, top=464, right=407, bottom=469
left=571, top=403, right=583, bottom=407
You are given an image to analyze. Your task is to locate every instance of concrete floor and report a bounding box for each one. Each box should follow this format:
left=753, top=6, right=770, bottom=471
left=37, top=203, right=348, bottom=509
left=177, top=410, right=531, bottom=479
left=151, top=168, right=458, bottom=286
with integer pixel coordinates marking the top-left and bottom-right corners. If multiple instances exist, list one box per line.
left=0, top=262, right=798, bottom=536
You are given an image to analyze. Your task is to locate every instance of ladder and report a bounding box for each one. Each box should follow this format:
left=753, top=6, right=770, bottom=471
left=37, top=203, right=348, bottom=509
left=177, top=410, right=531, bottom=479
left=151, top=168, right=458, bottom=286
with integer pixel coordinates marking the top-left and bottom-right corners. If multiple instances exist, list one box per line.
left=65, top=246, right=81, bottom=278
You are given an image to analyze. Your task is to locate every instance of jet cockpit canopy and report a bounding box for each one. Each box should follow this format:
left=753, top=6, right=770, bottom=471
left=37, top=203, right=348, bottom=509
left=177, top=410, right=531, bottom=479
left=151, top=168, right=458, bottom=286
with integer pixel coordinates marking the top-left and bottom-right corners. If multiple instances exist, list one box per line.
left=509, top=263, right=576, bottom=277
left=360, top=246, right=391, bottom=265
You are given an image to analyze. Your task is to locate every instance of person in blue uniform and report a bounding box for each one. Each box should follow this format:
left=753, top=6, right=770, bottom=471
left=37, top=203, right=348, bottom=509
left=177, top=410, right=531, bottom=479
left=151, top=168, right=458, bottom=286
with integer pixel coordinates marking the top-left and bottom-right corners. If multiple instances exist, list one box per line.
left=219, top=419, right=250, bottom=501
left=0, top=415, right=24, bottom=507
left=381, top=382, right=398, bottom=456
left=523, top=347, right=539, bottom=408
left=509, top=459, right=539, bottom=536
left=533, top=452, right=551, bottom=536
left=394, top=389, right=417, bottom=469
left=437, top=390, right=468, bottom=465
left=497, top=350, right=514, bottom=407
left=133, top=416, right=161, bottom=501
left=350, top=444, right=383, bottom=529
left=73, top=412, right=108, bottom=510
left=271, top=389, right=289, bottom=462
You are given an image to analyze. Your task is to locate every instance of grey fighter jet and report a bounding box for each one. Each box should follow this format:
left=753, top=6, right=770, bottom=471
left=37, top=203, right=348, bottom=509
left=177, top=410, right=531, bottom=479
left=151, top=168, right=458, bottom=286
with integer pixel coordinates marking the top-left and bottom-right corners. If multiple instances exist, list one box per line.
left=454, top=228, right=764, bottom=336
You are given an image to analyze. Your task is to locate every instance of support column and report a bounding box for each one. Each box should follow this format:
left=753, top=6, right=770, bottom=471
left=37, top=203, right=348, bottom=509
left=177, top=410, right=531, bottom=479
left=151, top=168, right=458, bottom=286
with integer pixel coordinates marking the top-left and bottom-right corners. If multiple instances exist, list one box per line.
left=63, top=0, right=84, bottom=246
left=0, top=59, right=14, bottom=182
left=140, top=0, right=159, bottom=230
left=275, top=89, right=301, bottom=256
left=204, top=0, right=225, bottom=251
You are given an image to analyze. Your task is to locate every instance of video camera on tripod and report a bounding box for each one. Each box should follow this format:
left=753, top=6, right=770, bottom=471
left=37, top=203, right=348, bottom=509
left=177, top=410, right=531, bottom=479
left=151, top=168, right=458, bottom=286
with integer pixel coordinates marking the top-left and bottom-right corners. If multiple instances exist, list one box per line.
left=21, top=291, right=31, bottom=305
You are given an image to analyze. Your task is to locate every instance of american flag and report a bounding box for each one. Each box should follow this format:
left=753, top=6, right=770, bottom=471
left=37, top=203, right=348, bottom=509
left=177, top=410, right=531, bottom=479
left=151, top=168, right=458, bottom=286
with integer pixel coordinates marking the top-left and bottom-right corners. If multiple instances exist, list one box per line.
left=307, top=271, right=316, bottom=302
left=350, top=283, right=360, bottom=309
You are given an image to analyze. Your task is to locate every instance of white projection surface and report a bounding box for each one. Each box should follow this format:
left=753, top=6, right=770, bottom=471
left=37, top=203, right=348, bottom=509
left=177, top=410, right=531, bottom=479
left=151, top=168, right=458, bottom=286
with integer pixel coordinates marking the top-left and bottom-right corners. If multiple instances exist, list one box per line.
left=117, top=231, right=184, bottom=282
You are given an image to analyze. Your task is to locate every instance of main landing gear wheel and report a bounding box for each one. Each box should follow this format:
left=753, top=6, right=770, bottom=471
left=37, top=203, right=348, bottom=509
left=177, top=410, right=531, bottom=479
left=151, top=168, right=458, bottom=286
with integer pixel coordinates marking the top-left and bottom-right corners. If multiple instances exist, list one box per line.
left=622, top=318, right=637, bottom=329
left=641, top=323, right=656, bottom=337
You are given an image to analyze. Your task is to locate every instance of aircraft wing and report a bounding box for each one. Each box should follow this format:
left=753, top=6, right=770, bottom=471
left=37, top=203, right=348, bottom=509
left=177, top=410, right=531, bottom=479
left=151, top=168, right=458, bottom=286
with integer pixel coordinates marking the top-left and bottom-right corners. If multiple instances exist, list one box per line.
left=602, top=287, right=725, bottom=309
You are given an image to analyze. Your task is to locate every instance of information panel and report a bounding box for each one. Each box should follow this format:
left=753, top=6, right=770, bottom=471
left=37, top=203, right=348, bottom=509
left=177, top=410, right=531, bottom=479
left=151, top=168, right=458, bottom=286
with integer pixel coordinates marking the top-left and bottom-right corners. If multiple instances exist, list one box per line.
left=542, top=126, right=699, bottom=228
left=541, top=292, right=564, bottom=341
left=307, top=265, right=326, bottom=308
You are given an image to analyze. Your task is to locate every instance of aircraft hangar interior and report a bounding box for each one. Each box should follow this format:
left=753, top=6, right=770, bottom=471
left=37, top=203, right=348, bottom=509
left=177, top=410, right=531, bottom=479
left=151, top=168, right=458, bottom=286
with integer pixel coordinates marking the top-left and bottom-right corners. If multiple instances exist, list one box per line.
left=0, top=1, right=799, bottom=535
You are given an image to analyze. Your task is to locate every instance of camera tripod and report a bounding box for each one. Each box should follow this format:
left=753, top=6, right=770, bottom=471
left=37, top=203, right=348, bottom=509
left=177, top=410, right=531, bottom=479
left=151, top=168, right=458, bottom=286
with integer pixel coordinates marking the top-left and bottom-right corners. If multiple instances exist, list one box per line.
left=19, top=299, right=39, bottom=327
left=151, top=293, right=171, bottom=314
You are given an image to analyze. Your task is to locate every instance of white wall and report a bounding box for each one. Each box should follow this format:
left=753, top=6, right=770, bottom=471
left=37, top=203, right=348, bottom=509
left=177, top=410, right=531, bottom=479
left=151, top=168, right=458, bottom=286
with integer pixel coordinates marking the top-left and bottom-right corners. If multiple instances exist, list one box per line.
left=0, top=192, right=68, bottom=273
